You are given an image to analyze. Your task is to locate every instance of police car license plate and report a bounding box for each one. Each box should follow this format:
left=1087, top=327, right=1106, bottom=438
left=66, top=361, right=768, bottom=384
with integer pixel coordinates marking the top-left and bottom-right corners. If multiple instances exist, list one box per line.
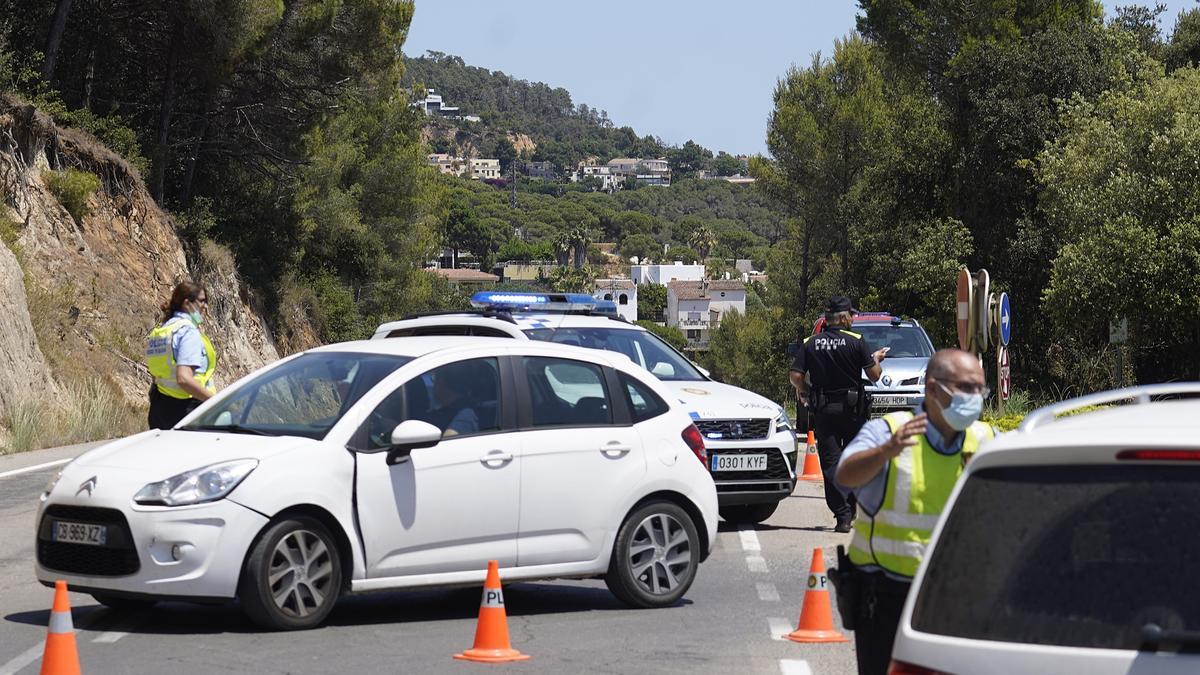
left=711, top=454, right=767, bottom=471
left=873, top=395, right=908, bottom=406
left=52, top=521, right=107, bottom=546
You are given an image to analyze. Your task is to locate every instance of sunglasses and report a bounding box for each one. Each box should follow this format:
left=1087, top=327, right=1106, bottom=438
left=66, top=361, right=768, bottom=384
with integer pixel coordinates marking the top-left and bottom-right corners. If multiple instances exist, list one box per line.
left=932, top=378, right=991, bottom=398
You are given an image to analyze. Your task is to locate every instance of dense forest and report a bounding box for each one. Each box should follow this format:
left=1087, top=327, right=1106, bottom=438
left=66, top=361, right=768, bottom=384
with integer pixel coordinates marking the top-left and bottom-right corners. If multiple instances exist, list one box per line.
left=712, top=0, right=1200, bottom=406
left=0, top=0, right=449, bottom=341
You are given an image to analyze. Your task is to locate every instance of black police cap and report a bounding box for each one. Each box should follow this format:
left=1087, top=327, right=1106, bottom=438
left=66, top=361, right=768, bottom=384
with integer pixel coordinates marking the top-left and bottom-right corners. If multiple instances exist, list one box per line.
left=824, top=296, right=858, bottom=314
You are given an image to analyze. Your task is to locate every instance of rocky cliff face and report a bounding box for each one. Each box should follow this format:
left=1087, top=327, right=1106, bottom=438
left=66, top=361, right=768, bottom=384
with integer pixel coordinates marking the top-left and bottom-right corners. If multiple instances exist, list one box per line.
left=0, top=95, right=308, bottom=426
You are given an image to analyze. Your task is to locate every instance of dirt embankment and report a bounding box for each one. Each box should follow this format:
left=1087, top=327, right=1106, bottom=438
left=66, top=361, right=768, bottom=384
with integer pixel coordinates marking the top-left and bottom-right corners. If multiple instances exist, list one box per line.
left=0, top=94, right=310, bottom=437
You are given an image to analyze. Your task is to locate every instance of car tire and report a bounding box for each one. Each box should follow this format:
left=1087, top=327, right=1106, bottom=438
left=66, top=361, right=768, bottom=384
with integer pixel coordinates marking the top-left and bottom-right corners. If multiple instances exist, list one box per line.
left=238, top=516, right=343, bottom=631
left=719, top=502, right=779, bottom=525
left=605, top=500, right=700, bottom=608
left=91, top=594, right=157, bottom=612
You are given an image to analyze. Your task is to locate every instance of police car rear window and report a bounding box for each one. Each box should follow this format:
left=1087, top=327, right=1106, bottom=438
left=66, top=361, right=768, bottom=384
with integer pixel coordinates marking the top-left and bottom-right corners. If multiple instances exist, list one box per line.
left=911, top=464, right=1200, bottom=650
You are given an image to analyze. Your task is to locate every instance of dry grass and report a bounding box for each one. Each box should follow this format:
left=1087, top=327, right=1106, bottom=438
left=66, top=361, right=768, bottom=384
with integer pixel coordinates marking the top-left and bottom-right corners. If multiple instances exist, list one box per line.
left=0, top=378, right=144, bottom=455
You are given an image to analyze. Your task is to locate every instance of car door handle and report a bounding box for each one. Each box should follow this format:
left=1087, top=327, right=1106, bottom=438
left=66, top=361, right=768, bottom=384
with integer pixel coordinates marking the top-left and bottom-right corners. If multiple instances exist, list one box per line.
left=600, top=443, right=633, bottom=458
left=480, top=450, right=513, bottom=468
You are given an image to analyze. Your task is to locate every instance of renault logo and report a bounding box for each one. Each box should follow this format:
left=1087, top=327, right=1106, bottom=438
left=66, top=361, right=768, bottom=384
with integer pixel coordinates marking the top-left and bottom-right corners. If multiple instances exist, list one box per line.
left=76, top=476, right=97, bottom=497
left=881, top=375, right=893, bottom=387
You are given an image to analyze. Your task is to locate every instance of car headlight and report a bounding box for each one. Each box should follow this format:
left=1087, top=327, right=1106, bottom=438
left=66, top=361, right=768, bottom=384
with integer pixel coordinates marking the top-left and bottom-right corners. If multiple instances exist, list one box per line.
left=133, top=459, right=258, bottom=506
left=42, top=467, right=65, bottom=499
left=774, top=409, right=792, bottom=433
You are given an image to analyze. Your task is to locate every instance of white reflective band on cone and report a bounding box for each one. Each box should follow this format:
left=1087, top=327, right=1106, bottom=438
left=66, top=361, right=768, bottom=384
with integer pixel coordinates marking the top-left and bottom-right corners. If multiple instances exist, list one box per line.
left=48, top=610, right=74, bottom=634
left=806, top=574, right=828, bottom=591
left=481, top=588, right=505, bottom=608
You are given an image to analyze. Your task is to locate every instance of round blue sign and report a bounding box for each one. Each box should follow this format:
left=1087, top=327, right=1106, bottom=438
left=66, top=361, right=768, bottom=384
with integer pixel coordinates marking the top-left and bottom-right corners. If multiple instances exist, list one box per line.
left=998, top=292, right=1012, bottom=346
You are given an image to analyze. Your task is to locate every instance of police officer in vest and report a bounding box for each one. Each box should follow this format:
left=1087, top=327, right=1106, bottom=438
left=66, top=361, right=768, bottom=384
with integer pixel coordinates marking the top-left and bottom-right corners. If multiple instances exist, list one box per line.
left=833, top=348, right=997, bottom=675
left=146, top=281, right=218, bottom=429
left=790, top=296, right=887, bottom=532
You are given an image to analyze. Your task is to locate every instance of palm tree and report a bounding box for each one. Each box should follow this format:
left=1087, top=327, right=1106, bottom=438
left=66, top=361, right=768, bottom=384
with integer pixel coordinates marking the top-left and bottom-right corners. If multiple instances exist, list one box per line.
left=688, top=225, right=717, bottom=260
left=568, top=226, right=592, bottom=269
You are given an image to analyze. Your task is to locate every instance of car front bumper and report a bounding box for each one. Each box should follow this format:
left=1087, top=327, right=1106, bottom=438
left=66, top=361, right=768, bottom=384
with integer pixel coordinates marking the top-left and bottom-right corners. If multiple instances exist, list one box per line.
left=703, top=431, right=797, bottom=506
left=35, top=496, right=268, bottom=600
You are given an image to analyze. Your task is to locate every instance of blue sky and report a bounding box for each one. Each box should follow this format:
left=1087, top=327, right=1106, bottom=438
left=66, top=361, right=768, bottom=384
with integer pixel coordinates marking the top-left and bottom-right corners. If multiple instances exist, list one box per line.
left=404, top=1, right=1198, bottom=156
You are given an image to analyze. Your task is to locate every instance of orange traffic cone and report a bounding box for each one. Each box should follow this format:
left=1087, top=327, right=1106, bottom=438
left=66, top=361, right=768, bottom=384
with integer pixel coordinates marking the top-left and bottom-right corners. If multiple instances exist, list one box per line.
left=798, top=430, right=823, bottom=482
left=41, top=580, right=81, bottom=675
left=454, top=560, right=531, bottom=663
left=786, top=547, right=849, bottom=643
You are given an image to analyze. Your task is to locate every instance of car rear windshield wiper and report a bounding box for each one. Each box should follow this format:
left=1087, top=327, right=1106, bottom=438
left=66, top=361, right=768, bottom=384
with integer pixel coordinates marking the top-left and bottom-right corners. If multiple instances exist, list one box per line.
left=1140, top=624, right=1200, bottom=653
left=182, top=424, right=277, bottom=437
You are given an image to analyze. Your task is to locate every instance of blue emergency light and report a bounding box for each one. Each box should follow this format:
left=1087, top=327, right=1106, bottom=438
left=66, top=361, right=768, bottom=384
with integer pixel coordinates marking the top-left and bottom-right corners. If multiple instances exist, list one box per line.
left=470, top=291, right=601, bottom=313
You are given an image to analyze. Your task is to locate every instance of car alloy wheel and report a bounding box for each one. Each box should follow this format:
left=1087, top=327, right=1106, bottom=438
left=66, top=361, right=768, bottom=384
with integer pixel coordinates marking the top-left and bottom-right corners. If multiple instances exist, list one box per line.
left=605, top=500, right=699, bottom=608
left=239, top=516, right=343, bottom=630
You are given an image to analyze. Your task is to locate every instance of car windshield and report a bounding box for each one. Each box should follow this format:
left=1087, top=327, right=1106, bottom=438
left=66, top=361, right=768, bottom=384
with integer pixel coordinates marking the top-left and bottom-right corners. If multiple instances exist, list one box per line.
left=853, top=324, right=932, bottom=358
left=181, top=352, right=413, bottom=440
left=911, top=464, right=1200, bottom=650
left=523, top=327, right=706, bottom=381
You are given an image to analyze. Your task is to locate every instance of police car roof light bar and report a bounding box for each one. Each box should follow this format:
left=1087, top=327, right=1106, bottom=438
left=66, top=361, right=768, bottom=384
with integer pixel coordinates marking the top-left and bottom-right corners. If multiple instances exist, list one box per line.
left=470, top=290, right=599, bottom=314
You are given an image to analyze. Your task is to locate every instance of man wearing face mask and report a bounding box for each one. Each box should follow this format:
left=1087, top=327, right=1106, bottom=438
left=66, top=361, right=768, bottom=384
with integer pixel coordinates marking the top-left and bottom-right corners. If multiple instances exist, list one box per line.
left=831, top=349, right=997, bottom=675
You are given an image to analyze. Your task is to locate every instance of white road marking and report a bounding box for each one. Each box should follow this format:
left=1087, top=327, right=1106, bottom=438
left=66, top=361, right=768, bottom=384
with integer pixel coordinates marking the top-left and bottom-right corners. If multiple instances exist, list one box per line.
left=768, top=617, right=793, bottom=642
left=738, top=527, right=761, bottom=552
left=0, top=641, right=45, bottom=675
left=756, top=582, right=781, bottom=602
left=0, top=458, right=72, bottom=480
left=746, top=555, right=769, bottom=573
left=779, top=658, right=814, bottom=675
left=93, top=631, right=128, bottom=644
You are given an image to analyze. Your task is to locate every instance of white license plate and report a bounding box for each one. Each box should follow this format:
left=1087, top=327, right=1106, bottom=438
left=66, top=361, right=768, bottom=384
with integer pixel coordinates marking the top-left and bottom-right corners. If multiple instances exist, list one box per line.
left=52, top=521, right=107, bottom=546
left=711, top=454, right=768, bottom=472
left=873, top=395, right=909, bottom=406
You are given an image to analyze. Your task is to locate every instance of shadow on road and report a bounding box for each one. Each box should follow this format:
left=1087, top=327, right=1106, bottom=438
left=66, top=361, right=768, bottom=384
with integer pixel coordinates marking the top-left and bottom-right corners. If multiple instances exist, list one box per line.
left=4, top=582, right=688, bottom=636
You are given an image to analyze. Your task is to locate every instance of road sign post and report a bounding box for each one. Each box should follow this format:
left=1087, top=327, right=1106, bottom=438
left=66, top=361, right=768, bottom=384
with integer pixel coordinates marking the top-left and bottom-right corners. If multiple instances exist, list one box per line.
left=973, top=269, right=990, bottom=354
left=956, top=269, right=973, bottom=351
left=998, top=345, right=1011, bottom=416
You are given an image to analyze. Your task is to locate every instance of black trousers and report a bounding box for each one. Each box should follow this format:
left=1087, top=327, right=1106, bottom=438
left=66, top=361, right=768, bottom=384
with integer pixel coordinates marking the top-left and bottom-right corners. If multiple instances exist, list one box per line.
left=147, top=386, right=200, bottom=430
left=813, top=410, right=863, bottom=521
left=852, top=572, right=911, bottom=675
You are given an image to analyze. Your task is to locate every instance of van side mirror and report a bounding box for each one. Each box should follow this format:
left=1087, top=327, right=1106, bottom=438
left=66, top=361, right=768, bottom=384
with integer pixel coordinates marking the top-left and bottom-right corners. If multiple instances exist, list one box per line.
left=786, top=341, right=798, bottom=357
left=385, top=420, right=442, bottom=465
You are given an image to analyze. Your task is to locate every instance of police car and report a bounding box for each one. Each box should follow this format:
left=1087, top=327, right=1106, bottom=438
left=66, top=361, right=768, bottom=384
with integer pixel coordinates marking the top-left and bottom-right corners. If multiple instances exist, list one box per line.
left=809, top=313, right=934, bottom=417
left=371, top=291, right=798, bottom=524
left=890, top=384, right=1200, bottom=674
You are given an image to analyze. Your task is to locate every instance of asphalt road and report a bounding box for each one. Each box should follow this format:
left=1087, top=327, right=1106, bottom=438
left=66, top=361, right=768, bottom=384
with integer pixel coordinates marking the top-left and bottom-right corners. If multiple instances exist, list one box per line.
left=0, top=445, right=859, bottom=674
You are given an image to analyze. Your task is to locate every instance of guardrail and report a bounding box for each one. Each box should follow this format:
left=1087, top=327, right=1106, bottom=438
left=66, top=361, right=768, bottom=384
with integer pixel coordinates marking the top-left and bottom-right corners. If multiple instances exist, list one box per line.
left=1019, top=383, right=1200, bottom=432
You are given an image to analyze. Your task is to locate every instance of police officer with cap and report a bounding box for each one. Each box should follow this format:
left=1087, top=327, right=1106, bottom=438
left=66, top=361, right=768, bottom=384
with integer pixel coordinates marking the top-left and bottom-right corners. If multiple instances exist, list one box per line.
left=789, top=296, right=886, bottom=532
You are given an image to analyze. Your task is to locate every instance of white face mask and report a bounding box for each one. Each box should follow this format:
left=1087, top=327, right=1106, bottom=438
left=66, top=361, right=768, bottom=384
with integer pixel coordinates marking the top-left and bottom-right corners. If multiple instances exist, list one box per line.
left=934, top=381, right=983, bottom=431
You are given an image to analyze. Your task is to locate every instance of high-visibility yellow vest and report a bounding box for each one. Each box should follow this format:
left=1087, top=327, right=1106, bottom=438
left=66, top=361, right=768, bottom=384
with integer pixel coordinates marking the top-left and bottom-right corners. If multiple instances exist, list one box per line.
left=848, top=411, right=996, bottom=578
left=146, top=317, right=217, bottom=400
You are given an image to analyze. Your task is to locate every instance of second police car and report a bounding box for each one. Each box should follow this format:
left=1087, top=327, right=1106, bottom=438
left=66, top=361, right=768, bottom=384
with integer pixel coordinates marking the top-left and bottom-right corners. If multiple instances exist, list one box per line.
left=372, top=292, right=798, bottom=524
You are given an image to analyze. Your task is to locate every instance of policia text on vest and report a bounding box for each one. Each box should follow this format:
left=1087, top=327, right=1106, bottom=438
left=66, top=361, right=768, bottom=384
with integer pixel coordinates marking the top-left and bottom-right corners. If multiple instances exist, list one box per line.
left=146, top=282, right=217, bottom=430
left=829, top=349, right=996, bottom=675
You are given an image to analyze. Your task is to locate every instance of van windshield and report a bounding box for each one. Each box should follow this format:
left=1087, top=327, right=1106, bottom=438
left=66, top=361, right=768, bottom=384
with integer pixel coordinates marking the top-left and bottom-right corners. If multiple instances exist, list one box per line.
left=911, top=464, right=1200, bottom=650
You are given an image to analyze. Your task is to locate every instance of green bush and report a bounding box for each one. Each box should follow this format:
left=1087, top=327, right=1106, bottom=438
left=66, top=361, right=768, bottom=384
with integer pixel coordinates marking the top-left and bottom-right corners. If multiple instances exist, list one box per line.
left=44, top=168, right=101, bottom=223
left=983, top=413, right=1024, bottom=432
left=637, top=320, right=686, bottom=350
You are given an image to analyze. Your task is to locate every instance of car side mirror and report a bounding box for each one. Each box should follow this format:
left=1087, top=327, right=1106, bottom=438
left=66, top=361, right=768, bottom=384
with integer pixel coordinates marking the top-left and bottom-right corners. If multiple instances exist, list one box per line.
left=651, top=362, right=676, bottom=378
left=786, top=341, right=798, bottom=357
left=385, top=420, right=442, bottom=465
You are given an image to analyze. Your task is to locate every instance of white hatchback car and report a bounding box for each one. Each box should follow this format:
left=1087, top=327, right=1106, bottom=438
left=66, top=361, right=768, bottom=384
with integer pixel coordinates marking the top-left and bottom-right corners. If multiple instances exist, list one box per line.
left=372, top=291, right=798, bottom=525
left=35, top=338, right=718, bottom=630
left=890, top=384, right=1200, bottom=674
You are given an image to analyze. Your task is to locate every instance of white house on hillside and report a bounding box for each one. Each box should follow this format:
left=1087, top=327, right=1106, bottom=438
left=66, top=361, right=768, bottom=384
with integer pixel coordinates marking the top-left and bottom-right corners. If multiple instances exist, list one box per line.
left=593, top=278, right=638, bottom=322
left=666, top=280, right=746, bottom=348
left=632, top=262, right=705, bottom=286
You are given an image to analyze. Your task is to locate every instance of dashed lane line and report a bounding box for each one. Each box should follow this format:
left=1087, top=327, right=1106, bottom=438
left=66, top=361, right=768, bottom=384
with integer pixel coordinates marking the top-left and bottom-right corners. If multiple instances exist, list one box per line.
left=738, top=527, right=762, bottom=552
left=93, top=631, right=128, bottom=644
left=756, top=582, right=781, bottom=602
left=0, top=458, right=71, bottom=481
left=0, top=641, right=44, bottom=675
left=768, top=617, right=793, bottom=642
left=746, top=556, right=769, bottom=573
left=779, top=658, right=814, bottom=675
